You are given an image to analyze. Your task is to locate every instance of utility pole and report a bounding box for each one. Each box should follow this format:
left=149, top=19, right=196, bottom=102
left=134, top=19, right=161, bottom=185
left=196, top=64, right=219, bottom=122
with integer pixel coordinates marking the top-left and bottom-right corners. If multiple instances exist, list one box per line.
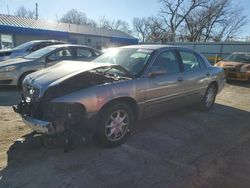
left=7, top=5, right=10, bottom=15
left=35, top=3, right=38, bottom=20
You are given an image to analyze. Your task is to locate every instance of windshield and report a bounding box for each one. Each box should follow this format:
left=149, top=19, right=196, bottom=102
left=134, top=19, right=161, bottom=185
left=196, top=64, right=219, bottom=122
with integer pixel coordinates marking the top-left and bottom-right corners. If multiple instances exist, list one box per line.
left=224, top=53, right=250, bottom=63
left=25, top=46, right=57, bottom=59
left=93, top=48, right=153, bottom=76
left=13, top=41, right=36, bottom=50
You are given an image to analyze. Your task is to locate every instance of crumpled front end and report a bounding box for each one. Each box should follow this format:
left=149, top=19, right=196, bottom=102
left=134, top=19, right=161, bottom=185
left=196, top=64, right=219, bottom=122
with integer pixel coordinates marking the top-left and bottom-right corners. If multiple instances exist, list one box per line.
left=14, top=64, right=130, bottom=135
left=13, top=95, right=87, bottom=135
left=14, top=78, right=88, bottom=135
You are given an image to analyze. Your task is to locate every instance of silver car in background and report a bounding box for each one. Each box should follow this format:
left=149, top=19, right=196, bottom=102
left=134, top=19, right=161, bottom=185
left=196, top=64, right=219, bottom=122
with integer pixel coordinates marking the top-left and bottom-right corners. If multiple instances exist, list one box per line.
left=0, top=44, right=100, bottom=87
left=13, top=45, right=225, bottom=148
left=0, top=40, right=66, bottom=62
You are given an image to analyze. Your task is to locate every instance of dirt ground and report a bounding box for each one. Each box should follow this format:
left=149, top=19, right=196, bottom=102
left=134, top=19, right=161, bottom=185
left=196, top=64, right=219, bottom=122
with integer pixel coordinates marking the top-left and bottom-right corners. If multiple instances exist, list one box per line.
left=0, top=81, right=250, bottom=188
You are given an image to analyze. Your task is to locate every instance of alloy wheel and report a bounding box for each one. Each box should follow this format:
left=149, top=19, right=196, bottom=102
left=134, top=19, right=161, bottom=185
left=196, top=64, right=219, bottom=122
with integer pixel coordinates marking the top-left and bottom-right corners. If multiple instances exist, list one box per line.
left=105, top=109, right=129, bottom=142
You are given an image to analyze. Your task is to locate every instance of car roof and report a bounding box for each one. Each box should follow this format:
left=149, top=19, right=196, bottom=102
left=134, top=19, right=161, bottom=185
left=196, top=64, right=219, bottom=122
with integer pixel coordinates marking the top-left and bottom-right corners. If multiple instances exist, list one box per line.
left=232, top=52, right=250, bottom=55
left=29, top=40, right=67, bottom=44
left=119, top=44, right=201, bottom=54
left=46, top=44, right=98, bottom=50
left=120, top=44, right=176, bottom=50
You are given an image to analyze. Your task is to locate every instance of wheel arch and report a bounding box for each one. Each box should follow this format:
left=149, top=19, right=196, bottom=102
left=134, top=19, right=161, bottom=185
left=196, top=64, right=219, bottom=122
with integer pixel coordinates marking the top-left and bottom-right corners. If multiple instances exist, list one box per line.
left=18, top=70, right=36, bottom=87
left=98, top=97, right=139, bottom=120
left=209, top=81, right=218, bottom=93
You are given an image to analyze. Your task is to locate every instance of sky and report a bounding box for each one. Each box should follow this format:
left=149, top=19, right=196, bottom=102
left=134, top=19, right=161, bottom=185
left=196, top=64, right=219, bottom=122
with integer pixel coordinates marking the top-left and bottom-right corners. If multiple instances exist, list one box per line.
left=0, top=0, right=250, bottom=36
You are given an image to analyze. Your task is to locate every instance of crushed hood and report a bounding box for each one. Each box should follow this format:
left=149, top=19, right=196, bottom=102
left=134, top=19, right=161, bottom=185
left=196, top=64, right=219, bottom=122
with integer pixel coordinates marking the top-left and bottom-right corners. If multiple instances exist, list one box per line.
left=24, top=61, right=116, bottom=95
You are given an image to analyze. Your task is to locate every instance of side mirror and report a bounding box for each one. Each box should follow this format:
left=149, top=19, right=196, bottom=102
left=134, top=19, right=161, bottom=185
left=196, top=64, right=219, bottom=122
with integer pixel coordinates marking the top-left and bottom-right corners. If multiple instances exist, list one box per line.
left=46, top=56, right=57, bottom=62
left=148, top=66, right=166, bottom=77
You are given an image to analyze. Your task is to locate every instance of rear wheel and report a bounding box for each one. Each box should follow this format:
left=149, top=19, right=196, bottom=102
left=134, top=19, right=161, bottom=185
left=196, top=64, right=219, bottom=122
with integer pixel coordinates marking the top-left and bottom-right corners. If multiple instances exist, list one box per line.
left=96, top=103, right=134, bottom=148
left=200, top=84, right=217, bottom=111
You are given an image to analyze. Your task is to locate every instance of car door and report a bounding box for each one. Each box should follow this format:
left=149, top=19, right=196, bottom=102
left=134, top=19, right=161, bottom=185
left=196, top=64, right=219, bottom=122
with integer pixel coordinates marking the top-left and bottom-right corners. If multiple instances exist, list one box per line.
left=144, top=49, right=185, bottom=117
left=45, top=48, right=74, bottom=67
left=177, top=50, right=209, bottom=102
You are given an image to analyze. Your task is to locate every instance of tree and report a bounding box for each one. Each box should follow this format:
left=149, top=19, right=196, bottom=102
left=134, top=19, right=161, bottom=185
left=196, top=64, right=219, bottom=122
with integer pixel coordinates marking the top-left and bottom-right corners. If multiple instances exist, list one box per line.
left=132, top=17, right=162, bottom=42
left=132, top=17, right=150, bottom=42
left=184, top=0, right=247, bottom=42
left=131, top=0, right=247, bottom=43
left=15, top=6, right=36, bottom=19
left=158, top=0, right=207, bottom=42
left=99, top=17, right=131, bottom=34
left=60, top=9, right=97, bottom=26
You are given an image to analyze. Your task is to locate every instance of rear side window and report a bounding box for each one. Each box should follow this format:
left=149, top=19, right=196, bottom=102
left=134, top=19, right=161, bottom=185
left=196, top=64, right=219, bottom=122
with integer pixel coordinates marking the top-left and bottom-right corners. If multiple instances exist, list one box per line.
left=153, top=50, right=180, bottom=74
left=76, top=48, right=93, bottom=58
left=179, top=51, right=201, bottom=72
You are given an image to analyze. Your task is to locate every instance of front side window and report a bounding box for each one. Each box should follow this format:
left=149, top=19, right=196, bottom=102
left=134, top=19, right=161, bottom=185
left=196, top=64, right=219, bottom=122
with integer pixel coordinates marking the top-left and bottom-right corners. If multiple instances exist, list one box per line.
left=76, top=48, right=93, bottom=58
left=179, top=51, right=201, bottom=72
left=152, top=50, right=180, bottom=74
left=47, top=48, right=73, bottom=62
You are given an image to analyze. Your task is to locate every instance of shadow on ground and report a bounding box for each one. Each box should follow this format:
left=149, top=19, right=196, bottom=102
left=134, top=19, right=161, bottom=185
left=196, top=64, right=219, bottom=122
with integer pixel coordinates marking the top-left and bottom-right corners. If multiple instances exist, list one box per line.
left=226, top=80, right=250, bottom=88
left=1, top=104, right=250, bottom=188
left=0, top=86, right=21, bottom=106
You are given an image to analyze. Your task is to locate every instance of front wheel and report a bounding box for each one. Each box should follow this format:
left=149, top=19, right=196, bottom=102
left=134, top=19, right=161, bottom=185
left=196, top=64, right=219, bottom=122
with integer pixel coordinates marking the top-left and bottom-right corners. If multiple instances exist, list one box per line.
left=96, top=103, right=135, bottom=148
left=200, top=84, right=217, bottom=111
left=18, top=72, right=33, bottom=89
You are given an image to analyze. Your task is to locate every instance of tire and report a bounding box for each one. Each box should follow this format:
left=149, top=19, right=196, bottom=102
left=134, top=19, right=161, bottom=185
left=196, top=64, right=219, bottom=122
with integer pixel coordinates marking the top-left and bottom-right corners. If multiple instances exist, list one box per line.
left=96, top=103, right=135, bottom=148
left=18, top=72, right=31, bottom=89
left=200, top=84, right=217, bottom=111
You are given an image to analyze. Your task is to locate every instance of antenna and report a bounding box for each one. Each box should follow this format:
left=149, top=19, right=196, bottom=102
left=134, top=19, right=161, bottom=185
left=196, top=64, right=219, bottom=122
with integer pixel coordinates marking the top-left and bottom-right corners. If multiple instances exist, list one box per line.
left=35, top=3, right=38, bottom=19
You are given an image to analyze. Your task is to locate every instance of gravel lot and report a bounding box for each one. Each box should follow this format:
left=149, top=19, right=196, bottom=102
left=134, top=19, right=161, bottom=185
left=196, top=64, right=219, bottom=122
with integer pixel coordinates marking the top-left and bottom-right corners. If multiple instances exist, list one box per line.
left=0, top=81, right=250, bottom=188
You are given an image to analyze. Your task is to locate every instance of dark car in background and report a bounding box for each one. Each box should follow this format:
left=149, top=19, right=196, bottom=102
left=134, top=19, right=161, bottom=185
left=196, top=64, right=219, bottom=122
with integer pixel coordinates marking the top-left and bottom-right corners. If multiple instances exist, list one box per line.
left=0, top=44, right=100, bottom=87
left=215, top=52, right=250, bottom=82
left=0, top=40, right=66, bottom=62
left=14, top=45, right=225, bottom=148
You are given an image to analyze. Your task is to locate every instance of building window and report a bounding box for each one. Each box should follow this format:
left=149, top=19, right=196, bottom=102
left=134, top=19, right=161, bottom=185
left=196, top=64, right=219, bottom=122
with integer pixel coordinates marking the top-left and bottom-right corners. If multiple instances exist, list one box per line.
left=1, top=34, right=14, bottom=49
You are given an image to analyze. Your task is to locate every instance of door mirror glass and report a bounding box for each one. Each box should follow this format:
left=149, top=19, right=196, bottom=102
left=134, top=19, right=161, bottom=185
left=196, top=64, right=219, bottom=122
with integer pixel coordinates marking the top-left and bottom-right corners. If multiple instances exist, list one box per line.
left=148, top=66, right=167, bottom=77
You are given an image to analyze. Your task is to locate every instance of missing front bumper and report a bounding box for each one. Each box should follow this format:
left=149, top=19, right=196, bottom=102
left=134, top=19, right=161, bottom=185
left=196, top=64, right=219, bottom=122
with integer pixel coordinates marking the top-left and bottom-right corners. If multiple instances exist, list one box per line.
left=13, top=104, right=54, bottom=135
left=21, top=115, right=54, bottom=134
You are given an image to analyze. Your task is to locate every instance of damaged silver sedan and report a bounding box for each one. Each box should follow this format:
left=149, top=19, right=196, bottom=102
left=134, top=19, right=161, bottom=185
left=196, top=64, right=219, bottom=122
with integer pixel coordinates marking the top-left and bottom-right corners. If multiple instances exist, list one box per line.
left=13, top=45, right=225, bottom=148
